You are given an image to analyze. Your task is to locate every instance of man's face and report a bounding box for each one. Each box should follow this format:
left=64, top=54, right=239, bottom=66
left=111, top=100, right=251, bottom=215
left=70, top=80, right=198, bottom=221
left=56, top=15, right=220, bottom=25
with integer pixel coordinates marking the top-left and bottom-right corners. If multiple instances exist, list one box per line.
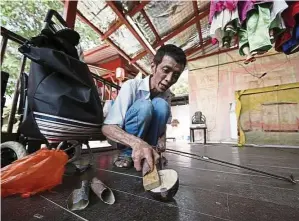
left=151, top=55, right=185, bottom=93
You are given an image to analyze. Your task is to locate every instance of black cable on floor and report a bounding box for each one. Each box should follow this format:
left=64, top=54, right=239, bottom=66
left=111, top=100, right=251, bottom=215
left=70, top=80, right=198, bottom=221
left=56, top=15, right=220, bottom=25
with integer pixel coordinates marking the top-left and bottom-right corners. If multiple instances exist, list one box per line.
left=166, top=149, right=296, bottom=184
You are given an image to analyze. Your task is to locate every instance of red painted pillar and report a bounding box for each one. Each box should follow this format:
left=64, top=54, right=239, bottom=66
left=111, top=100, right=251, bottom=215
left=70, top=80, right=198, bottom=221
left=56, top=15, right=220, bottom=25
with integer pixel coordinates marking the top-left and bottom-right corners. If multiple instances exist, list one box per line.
left=63, top=0, right=78, bottom=29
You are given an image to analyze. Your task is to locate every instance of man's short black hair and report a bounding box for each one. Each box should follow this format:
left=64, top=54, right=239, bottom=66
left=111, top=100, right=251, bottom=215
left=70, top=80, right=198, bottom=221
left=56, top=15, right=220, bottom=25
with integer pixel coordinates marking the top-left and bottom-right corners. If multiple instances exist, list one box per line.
left=153, top=44, right=187, bottom=69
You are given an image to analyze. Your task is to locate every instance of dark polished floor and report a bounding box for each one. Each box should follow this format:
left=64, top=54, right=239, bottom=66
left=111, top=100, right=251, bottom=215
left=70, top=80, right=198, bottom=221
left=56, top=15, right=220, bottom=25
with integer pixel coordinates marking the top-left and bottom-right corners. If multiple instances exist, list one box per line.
left=2, top=143, right=299, bottom=221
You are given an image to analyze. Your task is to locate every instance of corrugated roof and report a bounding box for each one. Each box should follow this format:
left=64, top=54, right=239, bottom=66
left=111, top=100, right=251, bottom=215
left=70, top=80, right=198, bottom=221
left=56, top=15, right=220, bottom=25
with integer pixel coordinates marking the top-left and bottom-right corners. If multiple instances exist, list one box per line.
left=143, top=1, right=194, bottom=37
left=76, top=1, right=237, bottom=77
left=88, top=65, right=112, bottom=76
left=108, top=24, right=144, bottom=57
left=83, top=45, right=119, bottom=64
left=78, top=0, right=118, bottom=33
left=132, top=12, right=156, bottom=45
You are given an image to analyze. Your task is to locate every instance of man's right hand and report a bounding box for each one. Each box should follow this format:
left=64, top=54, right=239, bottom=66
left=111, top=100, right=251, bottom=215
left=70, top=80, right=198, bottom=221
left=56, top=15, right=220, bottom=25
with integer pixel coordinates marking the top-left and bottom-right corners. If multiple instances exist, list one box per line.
left=131, top=141, right=159, bottom=172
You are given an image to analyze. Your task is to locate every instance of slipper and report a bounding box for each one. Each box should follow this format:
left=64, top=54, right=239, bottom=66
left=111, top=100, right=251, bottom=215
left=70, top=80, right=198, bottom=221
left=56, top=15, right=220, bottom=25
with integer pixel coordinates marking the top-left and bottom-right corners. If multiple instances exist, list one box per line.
left=90, top=177, right=115, bottom=205
left=66, top=180, right=90, bottom=211
left=113, top=155, right=133, bottom=169
left=244, top=55, right=256, bottom=64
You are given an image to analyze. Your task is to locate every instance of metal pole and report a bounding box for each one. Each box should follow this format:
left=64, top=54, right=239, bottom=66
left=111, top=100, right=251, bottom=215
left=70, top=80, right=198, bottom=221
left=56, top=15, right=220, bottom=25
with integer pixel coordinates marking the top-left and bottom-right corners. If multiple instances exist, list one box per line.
left=102, top=82, right=106, bottom=101
left=109, top=86, right=112, bottom=100
left=63, top=0, right=78, bottom=29
left=1, top=36, right=8, bottom=65
left=7, top=56, right=27, bottom=133
left=166, top=149, right=296, bottom=184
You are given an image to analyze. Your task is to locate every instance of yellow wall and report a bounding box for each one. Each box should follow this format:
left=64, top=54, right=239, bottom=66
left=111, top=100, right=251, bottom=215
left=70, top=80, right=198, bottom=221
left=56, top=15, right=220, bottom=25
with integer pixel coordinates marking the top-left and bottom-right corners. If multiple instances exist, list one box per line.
left=236, top=83, right=299, bottom=146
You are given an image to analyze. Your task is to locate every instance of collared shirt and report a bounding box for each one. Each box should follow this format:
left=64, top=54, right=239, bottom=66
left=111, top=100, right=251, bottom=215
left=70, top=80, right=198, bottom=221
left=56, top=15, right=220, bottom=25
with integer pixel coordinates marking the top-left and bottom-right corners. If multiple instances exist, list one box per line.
left=104, top=76, right=173, bottom=127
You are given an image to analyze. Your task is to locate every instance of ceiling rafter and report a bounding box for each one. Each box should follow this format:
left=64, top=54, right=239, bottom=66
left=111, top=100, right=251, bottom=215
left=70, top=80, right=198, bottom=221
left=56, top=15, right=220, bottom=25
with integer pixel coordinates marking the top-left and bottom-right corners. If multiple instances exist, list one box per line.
left=94, top=54, right=119, bottom=65
left=156, top=10, right=209, bottom=47
left=185, top=39, right=211, bottom=57
left=188, top=47, right=238, bottom=61
left=131, top=10, right=210, bottom=63
left=101, top=1, right=150, bottom=41
left=76, top=10, right=149, bottom=75
left=106, top=1, right=154, bottom=57
left=192, top=1, right=204, bottom=48
left=84, top=44, right=110, bottom=57
left=63, top=0, right=78, bottom=29
left=127, top=1, right=150, bottom=16
left=139, top=9, right=161, bottom=45
left=130, top=50, right=148, bottom=64
left=101, top=20, right=123, bottom=40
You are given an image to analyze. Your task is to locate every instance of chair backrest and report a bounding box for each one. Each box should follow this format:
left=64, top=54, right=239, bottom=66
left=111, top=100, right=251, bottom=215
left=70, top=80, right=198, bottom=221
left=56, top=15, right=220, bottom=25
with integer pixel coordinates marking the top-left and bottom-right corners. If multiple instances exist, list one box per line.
left=191, top=111, right=206, bottom=124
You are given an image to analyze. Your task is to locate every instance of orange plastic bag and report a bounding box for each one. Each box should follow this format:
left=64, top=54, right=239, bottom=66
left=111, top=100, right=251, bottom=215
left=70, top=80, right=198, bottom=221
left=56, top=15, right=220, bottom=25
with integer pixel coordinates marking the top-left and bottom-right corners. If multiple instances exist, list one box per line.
left=1, top=148, right=68, bottom=198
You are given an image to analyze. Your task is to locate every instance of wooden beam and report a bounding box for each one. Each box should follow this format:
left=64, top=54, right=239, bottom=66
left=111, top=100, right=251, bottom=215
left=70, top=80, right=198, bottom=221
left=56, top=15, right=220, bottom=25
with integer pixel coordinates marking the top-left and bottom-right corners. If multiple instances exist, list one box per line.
left=106, top=1, right=154, bottom=57
left=101, top=1, right=150, bottom=40
left=192, top=1, right=203, bottom=45
left=94, top=54, right=120, bottom=65
left=63, top=0, right=78, bottom=29
left=185, top=39, right=211, bottom=57
left=140, top=9, right=161, bottom=44
left=127, top=1, right=150, bottom=16
left=195, top=42, right=224, bottom=55
left=131, top=50, right=148, bottom=64
left=76, top=10, right=149, bottom=75
left=101, top=20, right=123, bottom=40
left=84, top=44, right=110, bottom=57
left=157, top=10, right=209, bottom=47
left=132, top=10, right=210, bottom=62
left=188, top=47, right=238, bottom=61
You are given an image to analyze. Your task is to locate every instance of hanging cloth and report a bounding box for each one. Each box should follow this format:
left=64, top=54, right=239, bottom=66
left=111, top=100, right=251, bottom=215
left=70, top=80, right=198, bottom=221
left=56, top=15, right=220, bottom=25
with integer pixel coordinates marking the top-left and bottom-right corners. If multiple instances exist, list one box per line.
left=269, top=0, right=288, bottom=43
left=282, top=24, right=299, bottom=54
left=237, top=0, right=272, bottom=24
left=275, top=1, right=299, bottom=53
left=238, top=0, right=255, bottom=24
left=238, top=2, right=273, bottom=63
left=209, top=0, right=238, bottom=24
left=210, top=8, right=239, bottom=47
left=209, top=0, right=240, bottom=48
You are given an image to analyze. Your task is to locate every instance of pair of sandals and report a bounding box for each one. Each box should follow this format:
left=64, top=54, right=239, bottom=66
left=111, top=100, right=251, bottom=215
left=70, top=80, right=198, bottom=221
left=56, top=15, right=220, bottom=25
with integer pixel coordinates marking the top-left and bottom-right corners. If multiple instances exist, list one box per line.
left=113, top=155, right=133, bottom=169
left=67, top=178, right=115, bottom=211
left=113, top=154, right=168, bottom=169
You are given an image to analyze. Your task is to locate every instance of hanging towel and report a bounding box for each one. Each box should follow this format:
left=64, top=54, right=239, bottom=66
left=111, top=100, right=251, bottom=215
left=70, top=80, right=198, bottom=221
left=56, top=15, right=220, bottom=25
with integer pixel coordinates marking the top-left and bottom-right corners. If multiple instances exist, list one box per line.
left=238, top=3, right=272, bottom=55
left=238, top=0, right=272, bottom=24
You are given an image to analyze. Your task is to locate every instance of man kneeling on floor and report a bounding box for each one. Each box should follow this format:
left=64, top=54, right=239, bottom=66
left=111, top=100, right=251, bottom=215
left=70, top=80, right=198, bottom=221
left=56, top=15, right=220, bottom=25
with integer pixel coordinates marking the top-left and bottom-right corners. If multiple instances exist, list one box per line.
left=102, top=44, right=186, bottom=172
